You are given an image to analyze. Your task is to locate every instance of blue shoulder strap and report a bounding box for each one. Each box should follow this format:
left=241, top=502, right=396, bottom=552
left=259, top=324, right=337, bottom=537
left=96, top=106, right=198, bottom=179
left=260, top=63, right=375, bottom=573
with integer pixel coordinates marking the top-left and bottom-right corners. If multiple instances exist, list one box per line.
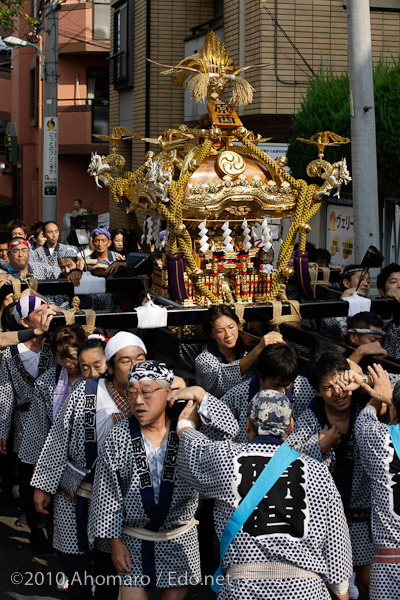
left=211, top=442, right=300, bottom=594
left=389, top=424, right=400, bottom=459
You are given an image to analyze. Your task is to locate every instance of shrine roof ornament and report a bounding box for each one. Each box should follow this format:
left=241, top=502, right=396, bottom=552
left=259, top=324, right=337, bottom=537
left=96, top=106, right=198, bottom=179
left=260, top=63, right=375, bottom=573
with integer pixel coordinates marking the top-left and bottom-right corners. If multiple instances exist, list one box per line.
left=148, top=30, right=270, bottom=106
left=88, top=31, right=351, bottom=306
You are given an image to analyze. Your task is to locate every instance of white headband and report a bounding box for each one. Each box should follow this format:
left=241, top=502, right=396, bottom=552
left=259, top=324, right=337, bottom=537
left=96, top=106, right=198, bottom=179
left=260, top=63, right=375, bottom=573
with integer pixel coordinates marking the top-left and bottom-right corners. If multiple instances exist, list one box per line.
left=105, top=331, right=147, bottom=361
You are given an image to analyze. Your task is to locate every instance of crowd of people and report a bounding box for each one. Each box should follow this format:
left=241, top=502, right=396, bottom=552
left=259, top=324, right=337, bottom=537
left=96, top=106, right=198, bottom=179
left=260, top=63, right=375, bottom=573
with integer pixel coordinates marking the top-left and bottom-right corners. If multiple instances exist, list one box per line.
left=0, top=218, right=400, bottom=600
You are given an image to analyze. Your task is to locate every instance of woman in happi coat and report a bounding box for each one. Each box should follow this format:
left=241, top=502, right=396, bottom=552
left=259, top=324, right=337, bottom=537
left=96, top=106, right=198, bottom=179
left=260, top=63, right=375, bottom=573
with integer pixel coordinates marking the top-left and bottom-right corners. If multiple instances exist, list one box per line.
left=19, top=326, right=109, bottom=466
left=195, top=304, right=283, bottom=398
left=19, top=324, right=86, bottom=466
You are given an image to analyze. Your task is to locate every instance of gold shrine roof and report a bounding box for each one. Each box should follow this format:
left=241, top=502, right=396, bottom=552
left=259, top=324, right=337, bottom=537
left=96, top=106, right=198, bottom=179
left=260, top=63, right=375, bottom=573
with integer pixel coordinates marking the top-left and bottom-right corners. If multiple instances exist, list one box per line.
left=122, top=141, right=297, bottom=221
left=181, top=147, right=296, bottom=219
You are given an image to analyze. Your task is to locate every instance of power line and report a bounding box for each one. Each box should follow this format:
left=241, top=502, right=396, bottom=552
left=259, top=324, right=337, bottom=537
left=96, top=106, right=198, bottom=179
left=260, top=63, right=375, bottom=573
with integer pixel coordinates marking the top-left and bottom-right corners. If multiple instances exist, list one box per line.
left=229, top=0, right=311, bottom=80
left=58, top=26, right=110, bottom=50
left=260, top=1, right=316, bottom=76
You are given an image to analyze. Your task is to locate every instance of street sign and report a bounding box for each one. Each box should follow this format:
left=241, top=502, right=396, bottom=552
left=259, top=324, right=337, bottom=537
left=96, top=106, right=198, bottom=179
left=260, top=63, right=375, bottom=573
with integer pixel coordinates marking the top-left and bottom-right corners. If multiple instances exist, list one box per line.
left=42, top=116, right=58, bottom=197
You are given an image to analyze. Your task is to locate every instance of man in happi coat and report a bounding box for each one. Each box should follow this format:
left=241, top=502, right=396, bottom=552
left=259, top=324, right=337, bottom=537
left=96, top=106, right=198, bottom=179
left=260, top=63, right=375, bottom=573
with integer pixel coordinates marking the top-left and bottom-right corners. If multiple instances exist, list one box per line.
left=0, top=296, right=57, bottom=554
left=32, top=331, right=147, bottom=600
left=88, top=361, right=238, bottom=599
left=354, top=365, right=400, bottom=600
left=176, top=387, right=352, bottom=600
left=1, top=237, right=55, bottom=280
left=286, top=351, right=373, bottom=599
left=0, top=238, right=72, bottom=308
left=30, top=221, right=70, bottom=278
left=220, top=342, right=315, bottom=443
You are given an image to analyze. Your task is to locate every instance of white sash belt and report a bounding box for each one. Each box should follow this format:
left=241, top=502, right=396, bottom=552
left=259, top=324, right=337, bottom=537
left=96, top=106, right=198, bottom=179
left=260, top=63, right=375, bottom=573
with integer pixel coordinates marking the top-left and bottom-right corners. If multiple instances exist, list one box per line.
left=122, top=517, right=198, bottom=541
left=75, top=481, right=93, bottom=499
left=227, top=561, right=321, bottom=580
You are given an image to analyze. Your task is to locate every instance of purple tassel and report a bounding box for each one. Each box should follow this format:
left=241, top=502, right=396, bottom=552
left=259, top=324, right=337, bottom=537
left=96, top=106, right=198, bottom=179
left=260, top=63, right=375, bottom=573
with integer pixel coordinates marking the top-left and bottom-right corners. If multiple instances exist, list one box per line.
left=167, top=252, right=188, bottom=301
left=294, top=250, right=313, bottom=298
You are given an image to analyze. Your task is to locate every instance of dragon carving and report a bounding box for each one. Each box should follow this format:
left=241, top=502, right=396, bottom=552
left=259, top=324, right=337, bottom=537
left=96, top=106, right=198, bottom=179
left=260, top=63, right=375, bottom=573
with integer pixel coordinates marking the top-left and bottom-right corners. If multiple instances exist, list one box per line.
left=143, top=151, right=174, bottom=203
left=318, top=158, right=352, bottom=198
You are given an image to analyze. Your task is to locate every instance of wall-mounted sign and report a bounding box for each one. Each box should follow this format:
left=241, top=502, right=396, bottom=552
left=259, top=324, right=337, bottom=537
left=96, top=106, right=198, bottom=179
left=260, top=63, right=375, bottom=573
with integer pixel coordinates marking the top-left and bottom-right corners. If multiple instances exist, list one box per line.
left=326, top=201, right=354, bottom=268
left=42, top=116, right=58, bottom=197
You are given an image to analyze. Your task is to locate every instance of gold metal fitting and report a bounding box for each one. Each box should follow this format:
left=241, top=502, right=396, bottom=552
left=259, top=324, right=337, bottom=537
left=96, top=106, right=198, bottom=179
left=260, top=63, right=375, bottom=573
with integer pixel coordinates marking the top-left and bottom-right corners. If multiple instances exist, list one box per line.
left=189, top=159, right=200, bottom=171
left=276, top=155, right=288, bottom=167
left=173, top=223, right=187, bottom=235
left=298, top=223, right=312, bottom=234
left=281, top=266, right=295, bottom=278
left=189, top=268, right=204, bottom=281
left=209, top=127, right=222, bottom=140
left=235, top=126, right=247, bottom=139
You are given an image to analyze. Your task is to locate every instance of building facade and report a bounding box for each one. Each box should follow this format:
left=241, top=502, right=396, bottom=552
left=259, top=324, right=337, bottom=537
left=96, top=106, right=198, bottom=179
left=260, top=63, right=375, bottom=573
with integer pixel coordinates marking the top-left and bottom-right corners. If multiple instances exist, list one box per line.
left=108, top=0, right=400, bottom=232
left=0, top=0, right=112, bottom=228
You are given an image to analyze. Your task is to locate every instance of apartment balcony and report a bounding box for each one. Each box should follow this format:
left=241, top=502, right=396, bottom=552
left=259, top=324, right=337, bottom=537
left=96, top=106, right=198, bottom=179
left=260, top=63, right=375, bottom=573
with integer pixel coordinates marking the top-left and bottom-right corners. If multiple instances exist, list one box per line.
left=58, top=99, right=109, bottom=154
left=59, top=1, right=110, bottom=55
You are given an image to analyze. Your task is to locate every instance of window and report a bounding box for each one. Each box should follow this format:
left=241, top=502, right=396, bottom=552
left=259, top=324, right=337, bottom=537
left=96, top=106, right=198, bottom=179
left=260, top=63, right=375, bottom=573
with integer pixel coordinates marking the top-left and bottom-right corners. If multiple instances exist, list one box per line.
left=93, top=0, right=111, bottom=40
left=87, top=67, right=110, bottom=138
left=112, top=0, right=134, bottom=88
left=29, top=58, right=39, bottom=126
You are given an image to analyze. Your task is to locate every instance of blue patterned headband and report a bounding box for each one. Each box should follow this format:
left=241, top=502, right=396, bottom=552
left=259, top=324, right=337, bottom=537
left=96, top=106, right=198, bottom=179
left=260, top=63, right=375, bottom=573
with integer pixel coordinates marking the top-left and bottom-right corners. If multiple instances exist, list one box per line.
left=91, top=224, right=111, bottom=240
left=128, top=360, right=174, bottom=385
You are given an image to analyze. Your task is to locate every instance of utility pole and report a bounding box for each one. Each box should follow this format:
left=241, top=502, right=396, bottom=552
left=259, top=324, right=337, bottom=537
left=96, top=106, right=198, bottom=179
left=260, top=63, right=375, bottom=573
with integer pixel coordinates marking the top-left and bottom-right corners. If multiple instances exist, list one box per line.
left=42, top=0, right=59, bottom=222
left=347, top=0, right=380, bottom=261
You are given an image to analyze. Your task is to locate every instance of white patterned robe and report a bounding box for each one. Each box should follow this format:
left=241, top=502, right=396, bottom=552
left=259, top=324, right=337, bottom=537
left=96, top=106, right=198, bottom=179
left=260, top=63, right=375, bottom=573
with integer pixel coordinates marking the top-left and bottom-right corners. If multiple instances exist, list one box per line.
left=383, top=321, right=400, bottom=360
left=30, top=242, right=71, bottom=278
left=31, top=377, right=120, bottom=554
left=19, top=365, right=82, bottom=465
left=286, top=401, right=374, bottom=566
left=195, top=344, right=253, bottom=399
left=220, top=375, right=315, bottom=443
left=355, top=406, right=400, bottom=600
left=0, top=342, right=56, bottom=452
left=88, top=394, right=239, bottom=589
left=178, top=430, right=353, bottom=600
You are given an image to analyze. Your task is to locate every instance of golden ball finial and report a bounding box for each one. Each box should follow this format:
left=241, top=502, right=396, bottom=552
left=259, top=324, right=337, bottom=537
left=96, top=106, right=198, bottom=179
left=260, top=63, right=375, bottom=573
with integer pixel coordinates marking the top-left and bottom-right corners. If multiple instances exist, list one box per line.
left=298, top=223, right=312, bottom=234
left=276, top=155, right=288, bottom=167
left=209, top=127, right=223, bottom=140
left=189, top=268, right=204, bottom=281
left=281, top=266, right=295, bottom=279
left=173, top=223, right=187, bottom=235
left=236, top=126, right=248, bottom=139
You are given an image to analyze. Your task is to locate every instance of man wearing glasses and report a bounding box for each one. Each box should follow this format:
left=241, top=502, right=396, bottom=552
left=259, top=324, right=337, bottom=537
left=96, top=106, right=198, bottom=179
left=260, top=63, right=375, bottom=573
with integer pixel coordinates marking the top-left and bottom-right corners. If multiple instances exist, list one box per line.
left=89, top=360, right=238, bottom=600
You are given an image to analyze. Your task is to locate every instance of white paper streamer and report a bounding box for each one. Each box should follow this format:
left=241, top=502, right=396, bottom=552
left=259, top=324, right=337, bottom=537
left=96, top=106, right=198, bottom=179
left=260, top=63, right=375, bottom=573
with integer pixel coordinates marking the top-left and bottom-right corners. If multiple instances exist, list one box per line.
left=198, top=220, right=209, bottom=253
left=222, top=221, right=234, bottom=253
left=261, top=218, right=272, bottom=251
left=241, top=219, right=252, bottom=252
left=146, top=216, right=153, bottom=244
left=141, top=215, right=148, bottom=245
left=153, top=218, right=162, bottom=250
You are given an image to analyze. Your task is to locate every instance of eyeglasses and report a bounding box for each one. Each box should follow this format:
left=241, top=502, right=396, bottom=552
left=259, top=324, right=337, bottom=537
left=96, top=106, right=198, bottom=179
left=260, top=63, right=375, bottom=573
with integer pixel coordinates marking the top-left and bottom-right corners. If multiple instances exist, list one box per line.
left=124, top=386, right=163, bottom=400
